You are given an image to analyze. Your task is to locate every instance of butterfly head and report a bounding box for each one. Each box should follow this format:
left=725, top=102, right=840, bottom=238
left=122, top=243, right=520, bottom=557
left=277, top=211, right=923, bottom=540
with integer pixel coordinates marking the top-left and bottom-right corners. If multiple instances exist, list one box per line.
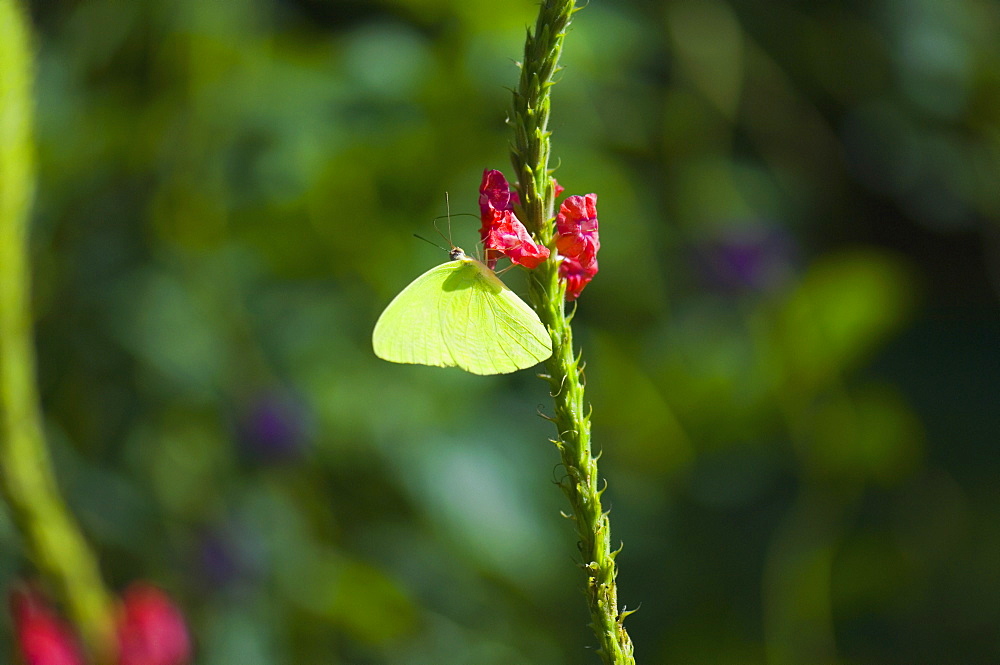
left=449, top=247, right=469, bottom=262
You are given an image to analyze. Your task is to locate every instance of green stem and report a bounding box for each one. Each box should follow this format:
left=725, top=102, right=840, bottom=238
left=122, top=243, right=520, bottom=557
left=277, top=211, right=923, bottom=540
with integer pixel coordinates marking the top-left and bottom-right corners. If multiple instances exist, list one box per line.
left=0, top=1, right=116, bottom=661
left=508, top=3, right=636, bottom=663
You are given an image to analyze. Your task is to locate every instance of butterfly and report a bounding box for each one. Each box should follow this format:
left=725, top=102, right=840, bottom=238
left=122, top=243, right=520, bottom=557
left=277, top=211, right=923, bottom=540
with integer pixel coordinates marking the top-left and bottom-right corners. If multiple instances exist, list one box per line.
left=372, top=248, right=553, bottom=375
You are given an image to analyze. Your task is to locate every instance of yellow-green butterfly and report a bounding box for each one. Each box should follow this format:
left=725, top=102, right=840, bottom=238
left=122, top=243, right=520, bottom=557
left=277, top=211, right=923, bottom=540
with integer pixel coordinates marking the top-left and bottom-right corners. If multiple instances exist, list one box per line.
left=372, top=248, right=552, bottom=375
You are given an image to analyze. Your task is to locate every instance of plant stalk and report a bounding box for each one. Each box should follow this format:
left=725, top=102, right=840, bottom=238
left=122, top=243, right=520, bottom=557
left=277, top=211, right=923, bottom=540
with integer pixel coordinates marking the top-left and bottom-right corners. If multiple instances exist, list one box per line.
left=508, top=2, right=636, bottom=663
left=0, top=1, right=116, bottom=661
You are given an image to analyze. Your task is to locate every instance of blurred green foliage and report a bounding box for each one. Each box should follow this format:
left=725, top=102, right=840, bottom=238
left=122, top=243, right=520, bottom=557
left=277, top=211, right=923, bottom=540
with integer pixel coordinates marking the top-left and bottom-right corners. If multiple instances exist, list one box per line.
left=2, top=0, right=999, bottom=663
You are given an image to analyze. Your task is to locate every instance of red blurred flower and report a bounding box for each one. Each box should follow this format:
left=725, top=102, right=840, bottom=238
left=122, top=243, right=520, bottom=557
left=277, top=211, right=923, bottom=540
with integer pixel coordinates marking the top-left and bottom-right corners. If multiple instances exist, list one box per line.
left=478, top=169, right=549, bottom=270
left=10, top=587, right=83, bottom=665
left=9, top=583, right=191, bottom=665
left=555, top=194, right=599, bottom=300
left=117, top=584, right=190, bottom=665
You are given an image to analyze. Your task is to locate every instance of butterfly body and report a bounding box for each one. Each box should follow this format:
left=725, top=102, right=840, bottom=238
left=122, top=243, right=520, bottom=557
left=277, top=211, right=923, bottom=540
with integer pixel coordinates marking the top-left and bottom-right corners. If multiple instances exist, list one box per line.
left=373, top=248, right=552, bottom=375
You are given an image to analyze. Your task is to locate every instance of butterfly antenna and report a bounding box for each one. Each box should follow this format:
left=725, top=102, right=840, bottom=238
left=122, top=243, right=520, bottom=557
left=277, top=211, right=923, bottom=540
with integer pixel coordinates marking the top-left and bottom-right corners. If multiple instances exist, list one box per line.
left=445, top=192, right=454, bottom=244
left=448, top=193, right=482, bottom=261
left=413, top=234, right=448, bottom=252
left=430, top=193, right=455, bottom=249
left=428, top=194, right=481, bottom=256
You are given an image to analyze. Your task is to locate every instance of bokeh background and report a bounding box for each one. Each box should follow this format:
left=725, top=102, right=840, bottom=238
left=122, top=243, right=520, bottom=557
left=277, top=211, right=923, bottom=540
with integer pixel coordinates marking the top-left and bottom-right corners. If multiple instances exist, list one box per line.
left=2, top=0, right=999, bottom=662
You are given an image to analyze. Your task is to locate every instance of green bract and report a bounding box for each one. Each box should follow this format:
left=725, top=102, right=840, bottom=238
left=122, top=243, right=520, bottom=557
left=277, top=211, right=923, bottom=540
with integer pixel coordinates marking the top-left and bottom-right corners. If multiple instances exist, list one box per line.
left=373, top=249, right=552, bottom=375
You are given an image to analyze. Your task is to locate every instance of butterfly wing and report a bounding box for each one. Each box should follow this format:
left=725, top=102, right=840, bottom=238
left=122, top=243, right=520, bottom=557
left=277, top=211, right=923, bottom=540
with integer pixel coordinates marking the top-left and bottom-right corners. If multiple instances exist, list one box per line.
left=438, top=260, right=552, bottom=374
left=373, top=260, right=463, bottom=370
left=372, top=259, right=552, bottom=375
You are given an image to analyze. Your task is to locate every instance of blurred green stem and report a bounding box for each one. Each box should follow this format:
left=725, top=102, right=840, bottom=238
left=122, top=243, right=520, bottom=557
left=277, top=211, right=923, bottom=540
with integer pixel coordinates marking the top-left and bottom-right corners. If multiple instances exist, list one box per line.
left=508, top=2, right=636, bottom=663
left=0, top=1, right=116, bottom=661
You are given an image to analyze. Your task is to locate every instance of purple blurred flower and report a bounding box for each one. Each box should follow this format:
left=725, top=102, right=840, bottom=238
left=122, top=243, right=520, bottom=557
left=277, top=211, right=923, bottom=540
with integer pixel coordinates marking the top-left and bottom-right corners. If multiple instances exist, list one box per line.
left=196, top=530, right=243, bottom=589
left=193, top=523, right=263, bottom=591
left=235, top=390, right=311, bottom=463
left=696, top=225, right=797, bottom=294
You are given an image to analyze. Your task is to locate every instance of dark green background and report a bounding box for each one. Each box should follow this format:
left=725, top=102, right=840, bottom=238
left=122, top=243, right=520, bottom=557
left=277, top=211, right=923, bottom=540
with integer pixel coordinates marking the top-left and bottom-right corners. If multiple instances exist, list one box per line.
left=3, top=0, right=999, bottom=662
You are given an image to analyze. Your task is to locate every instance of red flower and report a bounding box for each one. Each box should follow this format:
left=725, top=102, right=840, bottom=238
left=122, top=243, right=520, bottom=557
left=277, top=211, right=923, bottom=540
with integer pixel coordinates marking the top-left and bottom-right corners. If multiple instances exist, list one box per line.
left=559, top=257, right=599, bottom=302
left=478, top=169, right=549, bottom=270
left=555, top=194, right=599, bottom=300
left=478, top=168, right=518, bottom=218
left=117, top=584, right=190, bottom=665
left=477, top=170, right=599, bottom=297
left=10, top=587, right=83, bottom=665
left=482, top=209, right=550, bottom=270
